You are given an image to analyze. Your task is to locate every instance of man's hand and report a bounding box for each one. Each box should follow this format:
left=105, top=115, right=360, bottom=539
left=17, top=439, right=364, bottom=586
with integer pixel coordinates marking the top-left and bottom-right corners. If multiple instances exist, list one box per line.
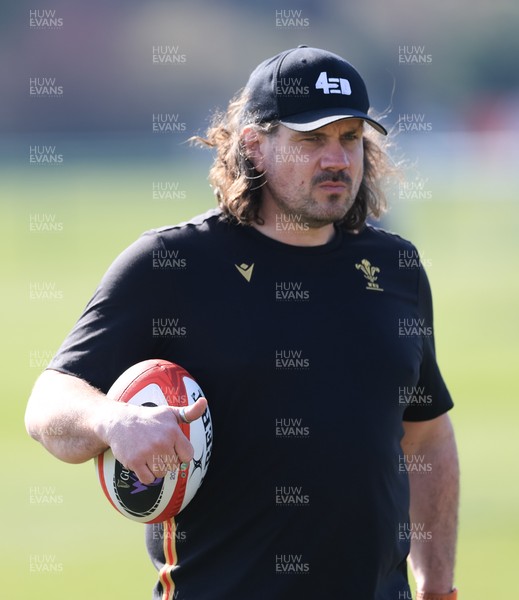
left=97, top=397, right=208, bottom=485
left=25, top=369, right=208, bottom=479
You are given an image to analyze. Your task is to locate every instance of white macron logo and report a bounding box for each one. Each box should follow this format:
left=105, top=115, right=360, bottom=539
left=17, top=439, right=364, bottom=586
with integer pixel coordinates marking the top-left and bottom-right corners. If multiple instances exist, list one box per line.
left=315, top=71, right=351, bottom=95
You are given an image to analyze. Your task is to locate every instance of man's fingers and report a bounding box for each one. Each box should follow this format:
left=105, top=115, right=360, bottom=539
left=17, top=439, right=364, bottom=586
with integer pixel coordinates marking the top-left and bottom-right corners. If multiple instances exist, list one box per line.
left=132, top=452, right=183, bottom=484
left=112, top=400, right=209, bottom=484
left=175, top=436, right=194, bottom=464
left=171, top=398, right=207, bottom=463
left=176, top=397, right=208, bottom=425
left=133, top=463, right=159, bottom=486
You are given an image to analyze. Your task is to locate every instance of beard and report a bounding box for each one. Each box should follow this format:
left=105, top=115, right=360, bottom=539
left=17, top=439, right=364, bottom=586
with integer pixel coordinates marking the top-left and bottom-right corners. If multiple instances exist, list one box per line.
left=268, top=171, right=361, bottom=229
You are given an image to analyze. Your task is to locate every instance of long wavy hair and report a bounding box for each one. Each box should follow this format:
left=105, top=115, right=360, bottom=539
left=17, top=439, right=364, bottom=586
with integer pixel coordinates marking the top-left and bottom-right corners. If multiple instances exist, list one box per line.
left=191, top=90, right=396, bottom=231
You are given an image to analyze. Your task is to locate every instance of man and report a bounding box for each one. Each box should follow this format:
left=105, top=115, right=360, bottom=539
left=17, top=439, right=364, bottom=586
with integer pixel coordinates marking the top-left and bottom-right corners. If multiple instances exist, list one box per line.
left=25, top=46, right=459, bottom=599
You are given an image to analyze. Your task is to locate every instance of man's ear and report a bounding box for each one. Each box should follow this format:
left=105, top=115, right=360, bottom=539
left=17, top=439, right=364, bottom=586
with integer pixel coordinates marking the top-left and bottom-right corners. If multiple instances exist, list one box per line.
left=241, top=126, right=265, bottom=173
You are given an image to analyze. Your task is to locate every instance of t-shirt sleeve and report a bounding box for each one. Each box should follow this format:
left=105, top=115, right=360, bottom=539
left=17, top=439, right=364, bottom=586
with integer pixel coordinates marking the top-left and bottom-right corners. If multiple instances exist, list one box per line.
left=402, top=265, right=454, bottom=421
left=48, top=231, right=174, bottom=393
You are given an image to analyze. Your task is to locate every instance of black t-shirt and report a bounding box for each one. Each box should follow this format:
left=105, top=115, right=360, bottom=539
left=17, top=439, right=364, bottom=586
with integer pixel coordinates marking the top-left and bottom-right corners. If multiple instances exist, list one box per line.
left=49, top=208, right=453, bottom=600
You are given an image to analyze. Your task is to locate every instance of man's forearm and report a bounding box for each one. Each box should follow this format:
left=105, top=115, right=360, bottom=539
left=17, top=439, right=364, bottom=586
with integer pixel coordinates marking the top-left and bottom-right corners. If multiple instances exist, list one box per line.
left=25, top=369, right=116, bottom=463
left=407, top=419, right=459, bottom=594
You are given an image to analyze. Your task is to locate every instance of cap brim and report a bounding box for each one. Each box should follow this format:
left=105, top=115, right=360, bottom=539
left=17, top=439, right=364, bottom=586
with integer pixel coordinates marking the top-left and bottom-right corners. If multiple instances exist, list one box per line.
left=280, top=109, right=387, bottom=136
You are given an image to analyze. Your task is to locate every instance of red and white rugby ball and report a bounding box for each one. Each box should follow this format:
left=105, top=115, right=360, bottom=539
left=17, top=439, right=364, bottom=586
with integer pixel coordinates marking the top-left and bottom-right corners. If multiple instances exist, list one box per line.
left=94, top=359, right=212, bottom=523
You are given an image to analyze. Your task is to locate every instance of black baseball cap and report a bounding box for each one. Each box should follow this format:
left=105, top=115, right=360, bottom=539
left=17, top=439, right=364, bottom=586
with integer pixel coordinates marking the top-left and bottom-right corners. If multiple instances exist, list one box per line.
left=243, top=45, right=387, bottom=135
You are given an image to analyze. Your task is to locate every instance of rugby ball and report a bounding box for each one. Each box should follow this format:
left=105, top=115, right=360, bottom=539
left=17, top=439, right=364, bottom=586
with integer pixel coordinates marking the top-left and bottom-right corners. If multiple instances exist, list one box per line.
left=95, top=359, right=212, bottom=523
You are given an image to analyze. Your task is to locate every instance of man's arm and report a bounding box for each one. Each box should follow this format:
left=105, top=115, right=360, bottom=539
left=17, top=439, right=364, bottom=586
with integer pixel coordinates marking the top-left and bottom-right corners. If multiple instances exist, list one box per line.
left=25, top=369, right=207, bottom=484
left=401, top=413, right=459, bottom=595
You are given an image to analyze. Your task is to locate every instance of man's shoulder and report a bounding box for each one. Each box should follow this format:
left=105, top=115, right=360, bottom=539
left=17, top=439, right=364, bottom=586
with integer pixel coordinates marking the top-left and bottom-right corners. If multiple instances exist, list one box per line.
left=150, top=208, right=227, bottom=239
left=363, top=223, right=418, bottom=252
left=129, top=208, right=236, bottom=253
left=360, top=224, right=426, bottom=278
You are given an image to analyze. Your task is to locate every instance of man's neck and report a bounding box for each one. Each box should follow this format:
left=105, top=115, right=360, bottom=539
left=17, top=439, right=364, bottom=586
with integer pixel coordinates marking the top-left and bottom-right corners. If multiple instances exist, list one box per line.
left=251, top=218, right=336, bottom=247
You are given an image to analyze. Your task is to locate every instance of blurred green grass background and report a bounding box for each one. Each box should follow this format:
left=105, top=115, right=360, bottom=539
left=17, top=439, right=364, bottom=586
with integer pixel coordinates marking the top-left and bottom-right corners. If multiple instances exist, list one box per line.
left=1, top=159, right=518, bottom=599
